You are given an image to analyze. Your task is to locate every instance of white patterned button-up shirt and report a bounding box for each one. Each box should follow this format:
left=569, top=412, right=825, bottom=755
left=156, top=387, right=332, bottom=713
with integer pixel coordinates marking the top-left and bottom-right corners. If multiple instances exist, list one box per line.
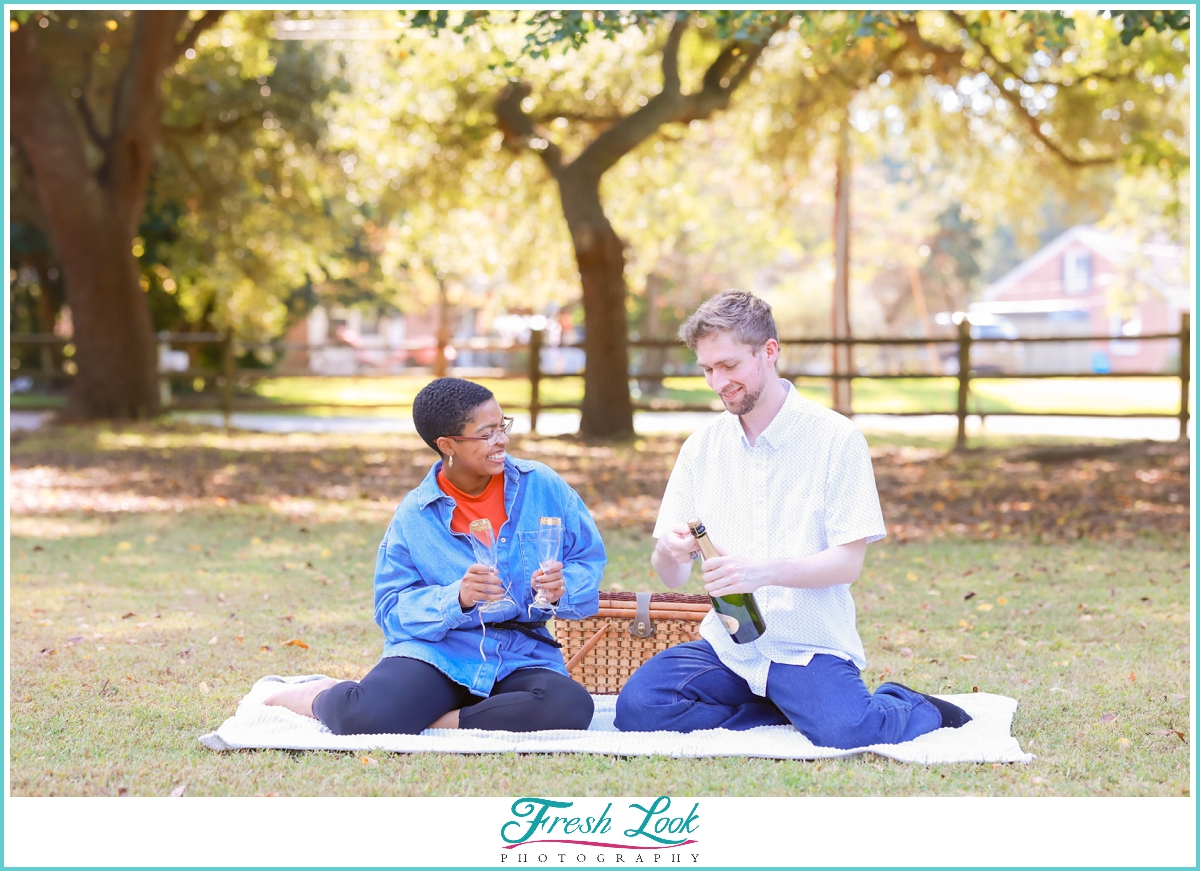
left=653, top=380, right=888, bottom=695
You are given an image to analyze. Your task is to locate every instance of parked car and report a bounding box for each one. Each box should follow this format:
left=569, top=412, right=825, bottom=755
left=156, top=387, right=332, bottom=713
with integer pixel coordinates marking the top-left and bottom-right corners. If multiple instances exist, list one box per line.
left=937, top=313, right=1024, bottom=375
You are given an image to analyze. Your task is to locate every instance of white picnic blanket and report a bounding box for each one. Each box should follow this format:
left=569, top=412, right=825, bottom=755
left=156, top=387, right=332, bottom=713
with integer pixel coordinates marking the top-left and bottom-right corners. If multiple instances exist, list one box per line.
left=199, top=675, right=1033, bottom=763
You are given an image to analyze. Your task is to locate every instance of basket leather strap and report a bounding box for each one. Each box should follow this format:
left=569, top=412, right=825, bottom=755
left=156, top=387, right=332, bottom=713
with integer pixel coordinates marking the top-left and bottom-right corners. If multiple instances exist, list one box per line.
left=628, top=591, right=656, bottom=638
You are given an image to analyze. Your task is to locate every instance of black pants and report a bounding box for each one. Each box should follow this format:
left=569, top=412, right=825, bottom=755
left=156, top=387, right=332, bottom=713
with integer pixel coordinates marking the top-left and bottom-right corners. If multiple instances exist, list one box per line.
left=311, top=656, right=595, bottom=736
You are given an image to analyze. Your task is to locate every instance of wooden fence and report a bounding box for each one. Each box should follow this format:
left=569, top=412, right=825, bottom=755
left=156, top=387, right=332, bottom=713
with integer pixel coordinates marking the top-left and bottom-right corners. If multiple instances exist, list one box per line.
left=11, top=312, right=1191, bottom=448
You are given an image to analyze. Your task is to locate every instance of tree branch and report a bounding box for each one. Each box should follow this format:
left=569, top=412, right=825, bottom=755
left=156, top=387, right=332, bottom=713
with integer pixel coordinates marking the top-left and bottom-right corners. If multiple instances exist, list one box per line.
left=75, top=53, right=109, bottom=151
left=947, top=10, right=1118, bottom=168
left=493, top=81, right=565, bottom=176
left=169, top=10, right=225, bottom=65
left=661, top=12, right=687, bottom=95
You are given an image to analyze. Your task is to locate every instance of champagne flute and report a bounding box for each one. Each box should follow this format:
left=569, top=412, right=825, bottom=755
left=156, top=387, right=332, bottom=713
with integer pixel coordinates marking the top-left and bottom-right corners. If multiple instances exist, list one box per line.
left=533, top=516, right=563, bottom=613
left=468, top=518, right=511, bottom=613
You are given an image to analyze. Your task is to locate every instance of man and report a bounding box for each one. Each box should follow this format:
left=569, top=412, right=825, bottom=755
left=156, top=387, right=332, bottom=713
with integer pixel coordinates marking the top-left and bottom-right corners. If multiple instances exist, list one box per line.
left=613, top=290, right=970, bottom=748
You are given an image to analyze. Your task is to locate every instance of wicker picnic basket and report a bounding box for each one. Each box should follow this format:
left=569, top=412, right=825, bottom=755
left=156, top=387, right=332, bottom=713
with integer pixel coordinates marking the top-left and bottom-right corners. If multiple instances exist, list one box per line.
left=558, top=590, right=711, bottom=694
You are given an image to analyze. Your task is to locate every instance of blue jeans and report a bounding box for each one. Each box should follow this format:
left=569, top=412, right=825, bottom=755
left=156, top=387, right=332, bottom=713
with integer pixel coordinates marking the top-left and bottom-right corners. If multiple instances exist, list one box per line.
left=614, top=640, right=942, bottom=749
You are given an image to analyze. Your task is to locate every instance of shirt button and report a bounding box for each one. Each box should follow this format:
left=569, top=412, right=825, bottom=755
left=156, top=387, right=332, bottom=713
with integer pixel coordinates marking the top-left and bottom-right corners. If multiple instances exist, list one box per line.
left=500, top=537, right=507, bottom=543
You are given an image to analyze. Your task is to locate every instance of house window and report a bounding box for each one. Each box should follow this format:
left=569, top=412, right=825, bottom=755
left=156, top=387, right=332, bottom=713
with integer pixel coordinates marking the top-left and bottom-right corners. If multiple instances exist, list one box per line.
left=1109, top=313, right=1142, bottom=357
left=1063, top=248, right=1092, bottom=295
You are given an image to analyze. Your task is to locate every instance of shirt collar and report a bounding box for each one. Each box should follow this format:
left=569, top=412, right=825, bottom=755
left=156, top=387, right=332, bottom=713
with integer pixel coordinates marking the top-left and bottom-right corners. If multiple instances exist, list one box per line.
left=734, top=379, right=798, bottom=450
left=416, top=454, right=533, bottom=508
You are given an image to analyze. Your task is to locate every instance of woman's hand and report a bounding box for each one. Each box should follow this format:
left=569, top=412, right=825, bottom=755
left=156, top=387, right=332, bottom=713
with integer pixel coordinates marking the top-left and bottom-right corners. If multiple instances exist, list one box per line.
left=458, top=564, right=506, bottom=610
left=532, top=560, right=565, bottom=605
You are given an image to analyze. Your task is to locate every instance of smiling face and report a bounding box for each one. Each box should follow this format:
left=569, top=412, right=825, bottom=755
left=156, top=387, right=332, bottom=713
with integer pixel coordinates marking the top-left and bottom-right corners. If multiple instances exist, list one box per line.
left=694, top=330, right=778, bottom=417
left=437, top=398, right=510, bottom=480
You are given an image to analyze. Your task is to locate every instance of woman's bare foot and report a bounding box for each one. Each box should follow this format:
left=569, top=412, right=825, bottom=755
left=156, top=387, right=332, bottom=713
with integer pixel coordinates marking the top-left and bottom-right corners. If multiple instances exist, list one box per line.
left=263, top=677, right=341, bottom=718
left=429, top=709, right=460, bottom=729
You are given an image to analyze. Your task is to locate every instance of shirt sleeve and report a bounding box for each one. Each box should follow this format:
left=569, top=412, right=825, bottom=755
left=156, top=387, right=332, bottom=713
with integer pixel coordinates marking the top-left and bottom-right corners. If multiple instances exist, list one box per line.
left=652, top=435, right=697, bottom=540
left=823, top=428, right=888, bottom=548
left=373, top=523, right=477, bottom=643
left=553, top=481, right=606, bottom=620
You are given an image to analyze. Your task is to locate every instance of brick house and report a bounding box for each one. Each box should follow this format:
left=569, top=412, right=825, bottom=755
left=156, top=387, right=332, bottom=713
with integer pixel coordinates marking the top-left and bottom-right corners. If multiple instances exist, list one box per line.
left=967, top=225, right=1190, bottom=374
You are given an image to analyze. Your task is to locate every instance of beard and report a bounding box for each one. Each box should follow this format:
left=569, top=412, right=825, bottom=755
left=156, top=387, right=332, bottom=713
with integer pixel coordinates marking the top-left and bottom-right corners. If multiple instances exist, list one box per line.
left=724, top=379, right=765, bottom=416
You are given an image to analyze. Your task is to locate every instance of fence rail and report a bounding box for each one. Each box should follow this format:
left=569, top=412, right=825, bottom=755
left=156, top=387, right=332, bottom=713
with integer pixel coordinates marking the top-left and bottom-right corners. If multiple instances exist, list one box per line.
left=11, top=312, right=1191, bottom=447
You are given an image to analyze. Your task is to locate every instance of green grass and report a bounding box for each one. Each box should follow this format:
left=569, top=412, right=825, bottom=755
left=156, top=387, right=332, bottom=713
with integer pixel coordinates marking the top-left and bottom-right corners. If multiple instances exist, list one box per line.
left=10, top=507, right=1190, bottom=796
left=245, top=375, right=1184, bottom=417
left=13, top=374, right=1182, bottom=418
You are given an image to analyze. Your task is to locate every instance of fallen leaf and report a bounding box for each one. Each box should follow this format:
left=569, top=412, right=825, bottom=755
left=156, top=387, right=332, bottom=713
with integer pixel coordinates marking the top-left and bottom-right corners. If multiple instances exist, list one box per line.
left=188, top=543, right=203, bottom=552
left=65, top=635, right=84, bottom=644
left=320, top=548, right=332, bottom=558
left=964, top=591, right=976, bottom=600
left=251, top=536, right=262, bottom=545
left=121, top=612, right=136, bottom=619
left=996, top=596, right=1008, bottom=605
left=260, top=645, right=273, bottom=652
left=117, top=787, right=128, bottom=797
left=283, top=638, right=310, bottom=649
left=278, top=615, right=294, bottom=622
left=1118, top=737, right=1131, bottom=747
left=976, top=603, right=993, bottom=612
left=169, top=783, right=187, bottom=797
left=199, top=681, right=210, bottom=694
left=1099, top=713, right=1117, bottom=723
left=906, top=572, right=918, bottom=581
left=117, top=541, right=132, bottom=551
left=957, top=653, right=977, bottom=661
left=360, top=755, right=377, bottom=766
left=1128, top=671, right=1136, bottom=683
left=899, top=647, right=913, bottom=658
left=208, top=636, right=219, bottom=645
left=144, top=535, right=158, bottom=544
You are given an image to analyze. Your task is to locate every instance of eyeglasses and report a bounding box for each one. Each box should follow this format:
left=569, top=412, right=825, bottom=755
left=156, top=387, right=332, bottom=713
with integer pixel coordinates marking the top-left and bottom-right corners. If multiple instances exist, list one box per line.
left=445, top=416, right=514, bottom=446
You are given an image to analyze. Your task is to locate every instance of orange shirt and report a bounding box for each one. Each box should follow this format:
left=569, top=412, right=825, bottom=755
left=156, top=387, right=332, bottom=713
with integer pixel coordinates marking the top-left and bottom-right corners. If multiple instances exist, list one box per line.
left=437, top=470, right=508, bottom=535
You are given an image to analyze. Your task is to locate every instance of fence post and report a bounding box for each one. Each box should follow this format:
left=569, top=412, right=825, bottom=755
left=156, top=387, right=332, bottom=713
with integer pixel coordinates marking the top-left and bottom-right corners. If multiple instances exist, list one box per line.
left=221, top=329, right=235, bottom=428
left=528, top=327, right=543, bottom=435
left=955, top=317, right=971, bottom=451
left=1179, top=311, right=1191, bottom=442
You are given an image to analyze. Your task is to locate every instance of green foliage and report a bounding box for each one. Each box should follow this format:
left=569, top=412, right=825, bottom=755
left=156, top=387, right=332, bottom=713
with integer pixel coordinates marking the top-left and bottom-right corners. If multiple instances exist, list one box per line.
left=1112, top=9, right=1191, bottom=45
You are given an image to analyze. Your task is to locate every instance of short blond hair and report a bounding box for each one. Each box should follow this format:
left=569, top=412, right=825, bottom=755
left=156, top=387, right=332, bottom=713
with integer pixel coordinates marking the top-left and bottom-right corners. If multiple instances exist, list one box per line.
left=678, top=289, right=777, bottom=351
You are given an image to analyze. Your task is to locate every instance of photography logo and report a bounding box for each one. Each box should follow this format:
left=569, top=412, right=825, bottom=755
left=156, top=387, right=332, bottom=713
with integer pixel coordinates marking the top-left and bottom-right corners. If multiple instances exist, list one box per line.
left=500, top=796, right=700, bottom=864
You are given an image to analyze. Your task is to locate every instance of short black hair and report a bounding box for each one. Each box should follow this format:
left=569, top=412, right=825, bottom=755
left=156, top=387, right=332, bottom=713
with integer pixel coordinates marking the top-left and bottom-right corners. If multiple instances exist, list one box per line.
left=412, top=377, right=496, bottom=456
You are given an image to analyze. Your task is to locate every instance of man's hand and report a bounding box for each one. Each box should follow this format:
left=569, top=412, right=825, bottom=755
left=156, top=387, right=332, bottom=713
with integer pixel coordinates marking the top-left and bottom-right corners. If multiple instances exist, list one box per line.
left=458, top=564, right=506, bottom=610
left=532, top=560, right=565, bottom=604
left=700, top=544, right=772, bottom=598
left=651, top=524, right=699, bottom=589
left=657, top=524, right=699, bottom=564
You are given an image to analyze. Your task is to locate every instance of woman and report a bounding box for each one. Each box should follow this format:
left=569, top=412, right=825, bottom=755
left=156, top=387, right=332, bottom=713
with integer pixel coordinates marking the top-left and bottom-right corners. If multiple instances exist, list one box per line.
left=265, top=377, right=605, bottom=734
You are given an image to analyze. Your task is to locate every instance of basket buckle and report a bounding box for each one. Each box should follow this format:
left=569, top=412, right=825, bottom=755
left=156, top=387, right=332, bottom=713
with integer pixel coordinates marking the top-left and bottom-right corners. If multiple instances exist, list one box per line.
left=627, top=591, right=657, bottom=638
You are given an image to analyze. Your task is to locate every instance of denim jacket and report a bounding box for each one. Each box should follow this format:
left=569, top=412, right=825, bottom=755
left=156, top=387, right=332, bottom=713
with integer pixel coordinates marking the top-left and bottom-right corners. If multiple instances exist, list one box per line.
left=373, top=455, right=605, bottom=696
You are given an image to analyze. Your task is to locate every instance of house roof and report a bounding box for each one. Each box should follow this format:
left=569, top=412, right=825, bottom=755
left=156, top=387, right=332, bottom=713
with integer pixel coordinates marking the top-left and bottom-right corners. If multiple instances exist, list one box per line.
left=981, top=225, right=1190, bottom=308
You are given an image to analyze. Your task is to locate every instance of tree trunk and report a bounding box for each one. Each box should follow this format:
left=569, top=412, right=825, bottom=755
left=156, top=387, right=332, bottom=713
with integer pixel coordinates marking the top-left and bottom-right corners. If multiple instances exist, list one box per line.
left=9, top=12, right=221, bottom=420
left=492, top=16, right=785, bottom=439
left=557, top=171, right=635, bottom=439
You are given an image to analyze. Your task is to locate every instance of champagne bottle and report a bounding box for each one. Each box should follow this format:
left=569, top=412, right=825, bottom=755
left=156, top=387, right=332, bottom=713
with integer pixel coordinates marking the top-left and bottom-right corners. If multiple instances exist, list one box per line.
left=687, top=518, right=767, bottom=644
